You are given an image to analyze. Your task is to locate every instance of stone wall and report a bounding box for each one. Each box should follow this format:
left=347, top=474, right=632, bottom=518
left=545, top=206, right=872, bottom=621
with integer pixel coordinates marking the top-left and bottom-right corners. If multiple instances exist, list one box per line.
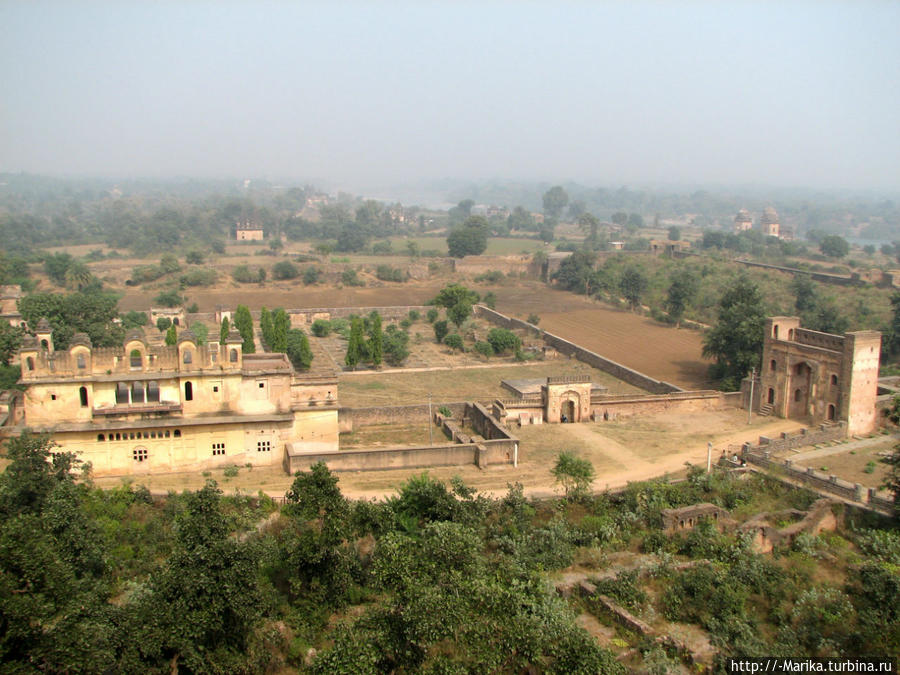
left=741, top=422, right=895, bottom=514
left=339, top=402, right=468, bottom=432
left=473, top=305, right=683, bottom=394
left=285, top=443, right=483, bottom=473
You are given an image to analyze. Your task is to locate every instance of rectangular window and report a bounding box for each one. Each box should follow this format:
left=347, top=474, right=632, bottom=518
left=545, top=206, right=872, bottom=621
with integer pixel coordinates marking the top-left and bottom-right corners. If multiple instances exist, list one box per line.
left=257, top=440, right=272, bottom=452
left=212, top=442, right=226, bottom=456
left=133, top=447, right=148, bottom=462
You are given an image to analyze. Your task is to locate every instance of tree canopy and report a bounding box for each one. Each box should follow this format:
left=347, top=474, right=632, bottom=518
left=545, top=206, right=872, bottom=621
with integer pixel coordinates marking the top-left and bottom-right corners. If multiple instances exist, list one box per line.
left=447, top=216, right=489, bottom=258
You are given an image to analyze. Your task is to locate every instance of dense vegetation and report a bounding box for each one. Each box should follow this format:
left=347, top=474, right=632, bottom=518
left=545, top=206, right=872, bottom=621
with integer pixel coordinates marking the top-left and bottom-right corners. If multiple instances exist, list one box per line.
left=2, top=432, right=897, bottom=673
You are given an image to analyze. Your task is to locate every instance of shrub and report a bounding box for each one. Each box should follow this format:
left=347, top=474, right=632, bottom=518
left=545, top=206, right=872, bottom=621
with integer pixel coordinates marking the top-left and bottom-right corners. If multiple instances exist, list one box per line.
left=341, top=269, right=364, bottom=287
left=272, top=261, right=299, bottom=280
left=223, top=465, right=239, bottom=478
left=443, top=333, right=464, bottom=351
left=433, top=319, right=449, bottom=344
left=311, top=319, right=332, bottom=337
left=154, top=289, right=183, bottom=307
left=408, top=309, right=420, bottom=321
left=286, top=329, right=313, bottom=370
left=383, top=327, right=409, bottom=366
left=474, top=270, right=504, bottom=283
left=375, top=265, right=405, bottom=282
left=372, top=241, right=392, bottom=255
left=232, top=265, right=265, bottom=283
left=487, top=327, right=521, bottom=354
left=131, top=265, right=167, bottom=284
left=180, top=268, right=217, bottom=287
left=473, top=340, right=493, bottom=357
left=185, top=250, right=205, bottom=264
left=527, top=313, right=540, bottom=325
left=303, top=266, right=321, bottom=285
left=438, top=406, right=452, bottom=417
left=426, top=307, right=439, bottom=323
left=483, top=291, right=497, bottom=309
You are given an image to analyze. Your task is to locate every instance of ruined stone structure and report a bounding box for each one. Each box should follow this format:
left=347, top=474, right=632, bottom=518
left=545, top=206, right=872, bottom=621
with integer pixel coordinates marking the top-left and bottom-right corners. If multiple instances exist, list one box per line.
left=734, top=209, right=753, bottom=233
left=760, top=206, right=780, bottom=238
left=0, top=285, right=24, bottom=328
left=235, top=219, right=264, bottom=241
left=759, top=317, right=880, bottom=435
left=493, top=375, right=597, bottom=425
left=661, top=503, right=734, bottom=534
left=9, top=327, right=338, bottom=475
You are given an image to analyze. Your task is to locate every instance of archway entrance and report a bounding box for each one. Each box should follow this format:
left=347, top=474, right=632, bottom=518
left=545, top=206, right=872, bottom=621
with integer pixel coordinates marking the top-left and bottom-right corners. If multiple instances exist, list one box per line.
left=564, top=400, right=576, bottom=423
left=788, top=362, right=812, bottom=419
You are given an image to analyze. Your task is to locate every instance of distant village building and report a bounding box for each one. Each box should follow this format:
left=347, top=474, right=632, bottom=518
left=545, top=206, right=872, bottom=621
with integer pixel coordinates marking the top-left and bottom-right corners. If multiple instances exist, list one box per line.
left=734, top=209, right=753, bottom=233
left=235, top=219, right=264, bottom=241
left=649, top=239, right=691, bottom=257
left=758, top=317, right=880, bottom=435
left=760, top=206, right=780, bottom=238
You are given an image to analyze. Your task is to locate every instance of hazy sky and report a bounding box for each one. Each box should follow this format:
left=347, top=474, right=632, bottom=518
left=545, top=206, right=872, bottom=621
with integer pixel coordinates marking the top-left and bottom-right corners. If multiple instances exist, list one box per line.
left=2, top=1, right=898, bottom=192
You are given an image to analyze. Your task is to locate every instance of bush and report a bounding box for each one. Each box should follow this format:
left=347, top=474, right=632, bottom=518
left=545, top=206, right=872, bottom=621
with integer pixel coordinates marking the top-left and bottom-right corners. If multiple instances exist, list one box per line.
left=154, top=289, right=183, bottom=307
left=156, top=317, right=172, bottom=332
left=303, top=266, right=321, bottom=285
left=232, top=265, right=265, bottom=283
left=443, top=333, right=464, bottom=351
left=473, top=340, right=493, bottom=357
left=375, top=265, right=405, bottom=282
left=185, top=250, right=205, bottom=265
left=433, top=320, right=449, bottom=343
left=426, top=307, right=439, bottom=323
left=131, top=265, right=166, bottom=284
left=180, top=268, right=217, bottom=287
left=286, top=329, right=313, bottom=370
left=272, top=261, right=299, bottom=280
left=487, top=327, right=521, bottom=354
left=311, top=319, right=332, bottom=337
left=527, top=313, right=540, bottom=325
left=438, top=406, right=452, bottom=417
left=341, top=269, right=364, bottom=287
left=383, top=327, right=410, bottom=366
left=474, top=270, right=504, bottom=283
left=161, top=254, right=181, bottom=273
left=408, top=310, right=420, bottom=321
left=223, top=465, right=239, bottom=478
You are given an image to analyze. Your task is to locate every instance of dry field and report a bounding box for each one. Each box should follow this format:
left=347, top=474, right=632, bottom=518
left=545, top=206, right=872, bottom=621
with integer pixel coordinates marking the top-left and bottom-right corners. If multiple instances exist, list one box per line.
left=782, top=436, right=896, bottom=487
left=338, top=359, right=644, bottom=407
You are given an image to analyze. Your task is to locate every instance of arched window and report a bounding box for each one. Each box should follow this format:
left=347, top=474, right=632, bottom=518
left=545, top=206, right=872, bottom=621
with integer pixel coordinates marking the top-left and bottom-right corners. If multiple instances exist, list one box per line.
left=184, top=381, right=193, bottom=401
left=174, top=429, right=181, bottom=437
left=76, top=353, right=86, bottom=369
left=132, top=382, right=145, bottom=404
left=773, top=325, right=779, bottom=339
left=827, top=404, right=836, bottom=421
left=130, top=349, right=142, bottom=368
left=26, top=356, right=34, bottom=371
left=183, top=350, right=192, bottom=365
left=173, top=318, right=180, bottom=326
left=116, top=382, right=129, bottom=404
left=97, top=433, right=105, bottom=442
left=831, top=374, right=838, bottom=386
left=769, top=359, right=776, bottom=372
left=147, top=381, right=160, bottom=403
left=229, top=348, right=238, bottom=363
left=40, top=339, right=48, bottom=350
left=767, top=388, right=775, bottom=404
left=794, top=388, right=803, bottom=402
left=79, top=386, right=88, bottom=407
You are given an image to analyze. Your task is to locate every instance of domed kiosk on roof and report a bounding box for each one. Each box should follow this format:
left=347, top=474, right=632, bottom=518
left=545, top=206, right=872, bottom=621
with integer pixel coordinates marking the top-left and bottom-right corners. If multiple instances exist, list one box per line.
left=734, top=209, right=753, bottom=233
left=760, top=207, right=780, bottom=238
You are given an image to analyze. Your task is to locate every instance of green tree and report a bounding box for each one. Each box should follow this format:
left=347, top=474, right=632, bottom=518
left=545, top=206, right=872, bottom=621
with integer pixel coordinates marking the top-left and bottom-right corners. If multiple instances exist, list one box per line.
left=619, top=267, right=648, bottom=310
left=191, top=322, right=208, bottom=345
left=121, top=310, right=148, bottom=330
left=578, top=213, right=600, bottom=244
left=432, top=283, right=480, bottom=309
left=303, top=266, right=321, bottom=285
left=285, top=329, right=313, bottom=370
left=63, top=261, right=95, bottom=291
left=487, top=328, right=521, bottom=354
left=664, top=269, right=698, bottom=326
left=165, top=324, right=177, bottom=345
left=233, top=304, right=255, bottom=353
left=447, top=300, right=472, bottom=328
left=43, top=252, right=74, bottom=285
left=792, top=274, right=818, bottom=313
left=156, top=316, right=172, bottom=332
left=368, top=312, right=383, bottom=367
left=259, top=307, right=273, bottom=348
left=668, top=225, right=681, bottom=241
left=820, top=235, right=849, bottom=258
left=272, top=260, right=299, bottom=280
left=219, top=316, right=230, bottom=344
left=552, top=250, right=601, bottom=295
left=0, top=323, right=23, bottom=365
left=542, top=186, right=569, bottom=220
left=883, top=443, right=900, bottom=519
left=159, top=253, right=180, bottom=274
left=18, top=291, right=124, bottom=349
left=185, top=250, right=205, bottom=264
left=433, top=319, right=449, bottom=344
left=552, top=451, right=595, bottom=499
left=345, top=317, right=365, bottom=369
left=271, top=309, right=290, bottom=352
left=447, top=216, right=489, bottom=258
left=702, top=274, right=767, bottom=390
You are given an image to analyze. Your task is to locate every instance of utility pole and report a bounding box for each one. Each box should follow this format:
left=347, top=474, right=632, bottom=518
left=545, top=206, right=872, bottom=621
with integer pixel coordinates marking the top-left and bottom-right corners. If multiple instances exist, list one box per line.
left=747, top=366, right=756, bottom=425
left=428, top=392, right=434, bottom=446
left=707, top=442, right=712, bottom=473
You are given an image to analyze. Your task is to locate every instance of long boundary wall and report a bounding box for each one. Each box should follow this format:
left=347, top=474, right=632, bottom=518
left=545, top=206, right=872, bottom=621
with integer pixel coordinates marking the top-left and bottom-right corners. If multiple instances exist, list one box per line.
left=474, top=305, right=683, bottom=393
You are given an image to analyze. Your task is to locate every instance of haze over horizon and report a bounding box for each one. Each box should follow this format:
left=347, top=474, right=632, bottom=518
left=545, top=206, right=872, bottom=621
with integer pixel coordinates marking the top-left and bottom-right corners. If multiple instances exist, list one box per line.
left=2, top=1, right=899, bottom=195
